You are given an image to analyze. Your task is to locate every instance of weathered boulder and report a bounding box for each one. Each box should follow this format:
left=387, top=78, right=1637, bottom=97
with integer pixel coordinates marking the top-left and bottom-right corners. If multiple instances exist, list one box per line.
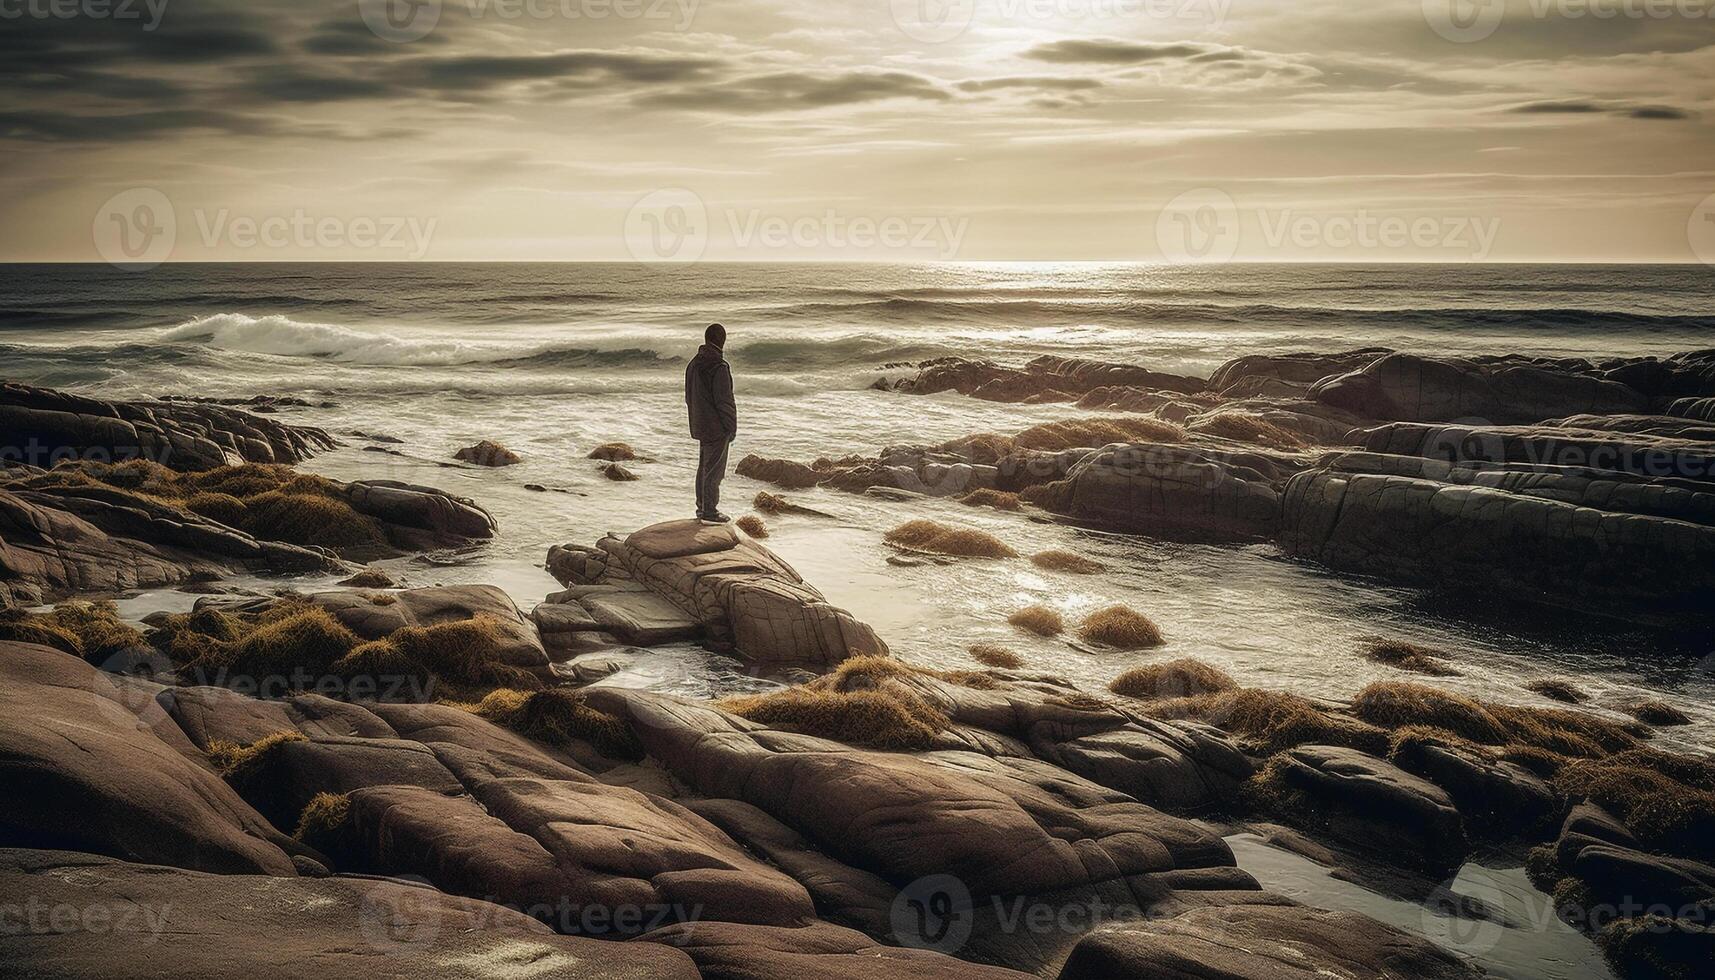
left=342, top=478, right=497, bottom=546
left=1207, top=348, right=1389, bottom=394
left=1058, top=901, right=1483, bottom=980
left=1261, top=745, right=1469, bottom=876
left=1312, top=352, right=1648, bottom=424
left=896, top=355, right=1205, bottom=402
left=1389, top=734, right=1561, bottom=838
left=0, top=381, right=335, bottom=470
left=453, top=439, right=521, bottom=466
left=547, top=519, right=887, bottom=667
left=1279, top=451, right=1715, bottom=623
left=308, top=584, right=549, bottom=672
left=0, top=848, right=701, bottom=979
left=0, top=641, right=301, bottom=875
left=1026, top=443, right=1301, bottom=541
left=583, top=688, right=1256, bottom=968
left=636, top=920, right=1036, bottom=980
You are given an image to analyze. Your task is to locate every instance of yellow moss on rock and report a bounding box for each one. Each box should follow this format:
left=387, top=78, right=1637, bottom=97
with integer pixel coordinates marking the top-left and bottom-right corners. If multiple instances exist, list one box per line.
left=1008, top=604, right=1064, bottom=636
left=884, top=519, right=1017, bottom=558
left=460, top=688, right=640, bottom=759
left=0, top=601, right=144, bottom=662
left=1110, top=658, right=1235, bottom=700
left=969, top=643, right=1023, bottom=669
left=1078, top=604, right=1164, bottom=650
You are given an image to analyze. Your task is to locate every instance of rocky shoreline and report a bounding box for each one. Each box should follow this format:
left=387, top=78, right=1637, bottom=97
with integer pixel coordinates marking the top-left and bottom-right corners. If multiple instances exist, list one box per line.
left=2, top=368, right=1713, bottom=980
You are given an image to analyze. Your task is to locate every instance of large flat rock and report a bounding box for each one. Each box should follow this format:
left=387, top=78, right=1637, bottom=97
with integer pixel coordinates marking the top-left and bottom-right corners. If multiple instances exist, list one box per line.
left=0, top=848, right=700, bottom=980
left=0, top=642, right=301, bottom=875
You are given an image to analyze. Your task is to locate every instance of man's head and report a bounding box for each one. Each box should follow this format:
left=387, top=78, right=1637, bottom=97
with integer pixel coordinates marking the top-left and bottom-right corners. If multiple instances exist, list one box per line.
left=705, top=323, right=726, bottom=349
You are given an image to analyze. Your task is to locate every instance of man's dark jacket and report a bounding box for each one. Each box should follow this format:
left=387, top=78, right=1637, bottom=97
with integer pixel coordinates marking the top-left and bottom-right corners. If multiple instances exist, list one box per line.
left=685, top=343, right=737, bottom=442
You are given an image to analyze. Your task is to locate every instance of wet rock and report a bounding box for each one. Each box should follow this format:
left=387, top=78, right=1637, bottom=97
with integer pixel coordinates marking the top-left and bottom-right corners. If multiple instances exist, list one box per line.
left=1059, top=901, right=1483, bottom=980
left=636, top=920, right=1035, bottom=980
left=548, top=519, right=886, bottom=667
left=0, top=641, right=300, bottom=875
left=1027, top=443, right=1300, bottom=541
left=584, top=687, right=1255, bottom=967
left=1262, top=745, right=1470, bottom=876
left=737, top=454, right=823, bottom=489
left=1279, top=450, right=1715, bottom=623
left=1389, top=734, right=1561, bottom=839
left=342, top=479, right=497, bottom=546
left=898, top=354, right=1205, bottom=402
left=1311, top=352, right=1649, bottom=424
left=452, top=439, right=521, bottom=466
left=0, top=382, right=336, bottom=470
left=0, top=848, right=701, bottom=980
left=1207, top=348, right=1390, bottom=394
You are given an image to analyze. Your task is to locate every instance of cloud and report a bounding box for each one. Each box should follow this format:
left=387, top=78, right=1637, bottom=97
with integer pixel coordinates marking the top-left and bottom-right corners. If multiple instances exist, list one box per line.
left=640, top=70, right=950, bottom=113
left=1023, top=39, right=1228, bottom=64
left=956, top=77, right=1104, bottom=94
left=1508, top=100, right=1692, bottom=121
left=0, top=108, right=282, bottom=142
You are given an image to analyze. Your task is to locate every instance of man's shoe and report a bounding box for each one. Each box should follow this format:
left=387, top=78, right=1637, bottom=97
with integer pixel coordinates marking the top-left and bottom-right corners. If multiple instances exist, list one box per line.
left=699, top=511, right=732, bottom=525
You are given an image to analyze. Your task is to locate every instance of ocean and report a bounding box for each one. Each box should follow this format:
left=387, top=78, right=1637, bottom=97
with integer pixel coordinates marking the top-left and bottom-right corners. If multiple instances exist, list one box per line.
left=4, top=261, right=1714, bottom=748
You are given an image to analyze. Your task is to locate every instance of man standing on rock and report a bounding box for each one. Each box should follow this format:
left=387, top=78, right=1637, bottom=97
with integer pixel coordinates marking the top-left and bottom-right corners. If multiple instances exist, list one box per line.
left=686, top=322, right=737, bottom=524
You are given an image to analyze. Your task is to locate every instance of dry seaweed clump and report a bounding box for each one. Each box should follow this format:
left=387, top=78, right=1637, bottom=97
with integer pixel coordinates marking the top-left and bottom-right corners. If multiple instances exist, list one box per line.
left=1526, top=679, right=1589, bottom=704
left=969, top=643, right=1023, bottom=669
left=207, top=730, right=307, bottom=787
left=735, top=515, right=769, bottom=538
left=723, top=685, right=949, bottom=751
left=1029, top=550, right=1105, bottom=574
left=586, top=442, right=639, bottom=461
left=1144, top=687, right=1389, bottom=757
left=454, top=440, right=521, bottom=466
left=753, top=491, right=790, bottom=514
left=1191, top=412, right=1308, bottom=450
left=26, top=459, right=388, bottom=553
left=1360, top=639, right=1461, bottom=677
left=1078, top=604, right=1164, bottom=650
left=1110, top=658, right=1235, bottom=700
left=293, top=791, right=355, bottom=867
left=884, top=519, right=1017, bottom=558
left=460, top=688, right=640, bottom=760
left=1553, top=750, right=1715, bottom=863
left=957, top=489, right=1021, bottom=511
left=1598, top=914, right=1713, bottom=980
left=0, top=601, right=145, bottom=662
left=1351, top=681, right=1644, bottom=757
left=147, top=600, right=537, bottom=701
left=1622, top=699, right=1691, bottom=726
left=1008, top=604, right=1064, bottom=636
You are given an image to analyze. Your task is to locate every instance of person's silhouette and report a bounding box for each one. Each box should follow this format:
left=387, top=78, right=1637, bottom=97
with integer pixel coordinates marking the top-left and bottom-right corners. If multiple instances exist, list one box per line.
left=685, top=323, right=737, bottom=524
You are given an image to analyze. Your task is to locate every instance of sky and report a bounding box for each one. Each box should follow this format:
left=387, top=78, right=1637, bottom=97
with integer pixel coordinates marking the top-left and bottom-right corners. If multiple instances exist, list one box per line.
left=3, top=0, right=1714, bottom=262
